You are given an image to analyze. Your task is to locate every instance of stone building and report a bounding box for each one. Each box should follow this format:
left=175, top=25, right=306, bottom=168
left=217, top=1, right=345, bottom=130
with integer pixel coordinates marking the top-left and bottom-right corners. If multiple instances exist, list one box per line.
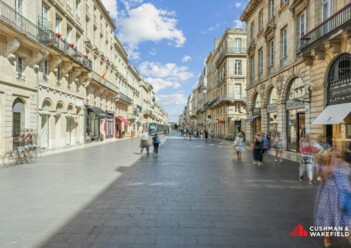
left=241, top=0, right=351, bottom=151
left=0, top=0, right=168, bottom=156
left=205, top=28, right=247, bottom=139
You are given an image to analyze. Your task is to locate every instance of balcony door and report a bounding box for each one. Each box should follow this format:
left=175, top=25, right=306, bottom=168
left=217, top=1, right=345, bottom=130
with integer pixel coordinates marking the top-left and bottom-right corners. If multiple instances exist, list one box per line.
left=322, top=0, right=333, bottom=34
left=15, top=0, right=23, bottom=27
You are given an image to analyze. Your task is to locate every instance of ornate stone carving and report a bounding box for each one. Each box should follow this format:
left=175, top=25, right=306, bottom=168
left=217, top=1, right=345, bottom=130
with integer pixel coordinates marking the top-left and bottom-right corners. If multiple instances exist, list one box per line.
left=7, top=38, right=20, bottom=58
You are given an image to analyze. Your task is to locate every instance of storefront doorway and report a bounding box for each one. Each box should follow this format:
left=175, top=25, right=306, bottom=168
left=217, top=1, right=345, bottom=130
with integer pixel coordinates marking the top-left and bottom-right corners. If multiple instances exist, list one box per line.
left=286, top=78, right=306, bottom=152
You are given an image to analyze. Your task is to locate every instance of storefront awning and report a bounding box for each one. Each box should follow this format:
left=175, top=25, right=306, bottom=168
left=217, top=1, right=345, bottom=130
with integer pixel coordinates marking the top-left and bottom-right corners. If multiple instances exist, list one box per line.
left=312, top=103, right=351, bottom=125
left=116, top=116, right=130, bottom=125
left=87, top=106, right=106, bottom=118
left=246, top=115, right=260, bottom=121
left=105, top=111, right=114, bottom=120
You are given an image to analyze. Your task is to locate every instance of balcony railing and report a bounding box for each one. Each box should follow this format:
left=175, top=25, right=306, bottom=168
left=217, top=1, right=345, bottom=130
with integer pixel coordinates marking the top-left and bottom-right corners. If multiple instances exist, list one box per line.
left=39, top=30, right=92, bottom=70
left=300, top=3, right=351, bottom=52
left=0, top=0, right=41, bottom=41
left=216, top=47, right=247, bottom=67
left=143, top=110, right=152, bottom=116
left=90, top=71, right=119, bottom=94
left=116, top=92, right=133, bottom=104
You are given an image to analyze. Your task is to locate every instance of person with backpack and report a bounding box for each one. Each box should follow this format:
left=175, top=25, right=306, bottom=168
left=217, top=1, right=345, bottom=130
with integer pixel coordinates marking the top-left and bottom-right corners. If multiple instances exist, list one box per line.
left=152, top=134, right=161, bottom=155
left=233, top=132, right=245, bottom=160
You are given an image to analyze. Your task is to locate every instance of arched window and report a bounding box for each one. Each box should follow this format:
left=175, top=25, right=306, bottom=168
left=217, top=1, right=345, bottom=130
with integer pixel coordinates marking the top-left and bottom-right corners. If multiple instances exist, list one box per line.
left=254, top=94, right=261, bottom=108
left=287, top=78, right=305, bottom=100
left=269, top=88, right=278, bottom=104
left=328, top=54, right=351, bottom=83
left=12, top=98, right=25, bottom=137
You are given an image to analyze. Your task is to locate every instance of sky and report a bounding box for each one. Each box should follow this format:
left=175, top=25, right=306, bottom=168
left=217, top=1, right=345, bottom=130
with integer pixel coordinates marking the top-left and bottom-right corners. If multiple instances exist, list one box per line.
left=101, top=0, right=248, bottom=122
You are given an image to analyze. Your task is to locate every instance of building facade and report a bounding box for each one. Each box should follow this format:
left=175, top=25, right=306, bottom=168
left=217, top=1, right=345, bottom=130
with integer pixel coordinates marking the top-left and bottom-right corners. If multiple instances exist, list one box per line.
left=241, top=0, right=351, bottom=151
left=205, top=28, right=247, bottom=139
left=0, top=0, right=168, bottom=156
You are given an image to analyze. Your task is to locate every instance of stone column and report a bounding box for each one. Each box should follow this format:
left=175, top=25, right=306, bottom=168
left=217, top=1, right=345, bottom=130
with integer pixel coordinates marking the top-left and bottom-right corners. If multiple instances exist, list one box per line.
left=277, top=101, right=287, bottom=150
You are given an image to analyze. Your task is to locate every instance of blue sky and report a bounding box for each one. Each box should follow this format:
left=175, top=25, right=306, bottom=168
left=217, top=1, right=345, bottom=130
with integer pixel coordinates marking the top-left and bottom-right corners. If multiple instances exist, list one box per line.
left=101, top=0, right=247, bottom=122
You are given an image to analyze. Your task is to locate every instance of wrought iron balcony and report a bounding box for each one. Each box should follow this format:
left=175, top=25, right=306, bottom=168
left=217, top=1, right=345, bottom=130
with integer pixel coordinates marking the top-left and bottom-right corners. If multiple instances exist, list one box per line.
left=143, top=110, right=152, bottom=116
left=300, top=3, right=351, bottom=53
left=212, top=94, right=245, bottom=107
left=216, top=47, right=247, bottom=67
left=39, top=30, right=92, bottom=71
left=90, top=71, right=119, bottom=94
left=116, top=92, right=133, bottom=105
left=0, top=0, right=41, bottom=41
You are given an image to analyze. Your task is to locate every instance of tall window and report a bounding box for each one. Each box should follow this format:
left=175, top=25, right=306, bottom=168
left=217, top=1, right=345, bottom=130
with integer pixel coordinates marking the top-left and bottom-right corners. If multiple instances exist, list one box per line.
left=234, top=60, right=242, bottom=75
left=268, top=40, right=274, bottom=74
left=258, top=10, right=264, bottom=32
left=76, top=0, right=80, bottom=17
left=297, top=10, right=307, bottom=50
left=67, top=0, right=71, bottom=10
left=41, top=4, right=49, bottom=30
left=76, top=34, right=80, bottom=50
left=250, top=21, right=255, bottom=41
left=288, top=78, right=305, bottom=99
left=322, top=0, right=332, bottom=34
left=67, top=72, right=72, bottom=89
left=250, top=56, right=255, bottom=84
left=235, top=38, right=242, bottom=52
left=280, top=0, right=288, bottom=7
left=258, top=48, right=263, bottom=80
left=280, top=27, right=288, bottom=67
left=268, top=0, right=274, bottom=20
left=15, top=0, right=23, bottom=14
left=56, top=67, right=61, bottom=85
left=55, top=17, right=62, bottom=33
left=67, top=26, right=72, bottom=43
left=43, top=60, right=49, bottom=81
left=234, top=84, right=242, bottom=99
left=16, top=56, right=23, bottom=80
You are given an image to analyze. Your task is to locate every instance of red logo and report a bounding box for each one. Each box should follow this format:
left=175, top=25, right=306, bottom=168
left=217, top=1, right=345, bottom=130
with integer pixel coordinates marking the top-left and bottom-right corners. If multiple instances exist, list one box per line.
left=290, top=224, right=308, bottom=237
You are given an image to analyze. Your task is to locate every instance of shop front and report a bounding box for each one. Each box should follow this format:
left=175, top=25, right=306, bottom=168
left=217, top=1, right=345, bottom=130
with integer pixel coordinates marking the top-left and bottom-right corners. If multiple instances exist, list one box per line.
left=267, top=88, right=278, bottom=137
left=286, top=78, right=306, bottom=152
left=116, top=116, right=130, bottom=138
left=105, top=110, right=114, bottom=139
left=313, top=53, right=351, bottom=149
left=86, top=106, right=106, bottom=141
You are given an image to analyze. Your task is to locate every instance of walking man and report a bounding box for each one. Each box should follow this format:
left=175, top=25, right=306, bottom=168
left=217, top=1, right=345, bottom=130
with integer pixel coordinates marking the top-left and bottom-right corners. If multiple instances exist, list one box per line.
left=140, top=131, right=150, bottom=155
left=152, top=134, right=161, bottom=155
left=204, top=130, right=209, bottom=143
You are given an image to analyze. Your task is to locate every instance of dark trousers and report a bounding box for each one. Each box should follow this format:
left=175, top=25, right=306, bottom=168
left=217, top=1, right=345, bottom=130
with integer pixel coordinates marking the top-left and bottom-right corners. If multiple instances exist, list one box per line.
left=141, top=146, right=149, bottom=154
left=153, top=143, right=159, bottom=154
left=253, top=148, right=263, bottom=162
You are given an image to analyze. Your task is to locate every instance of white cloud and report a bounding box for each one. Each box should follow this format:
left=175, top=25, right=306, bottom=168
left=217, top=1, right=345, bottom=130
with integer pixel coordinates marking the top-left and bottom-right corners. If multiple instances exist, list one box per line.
left=144, top=78, right=180, bottom=92
left=233, top=20, right=246, bottom=28
left=139, top=61, right=193, bottom=93
left=156, top=94, right=187, bottom=106
left=120, top=0, right=144, bottom=11
left=234, top=2, right=243, bottom=8
left=201, top=23, right=221, bottom=34
left=101, top=0, right=118, bottom=19
left=118, top=3, right=186, bottom=60
left=149, top=48, right=157, bottom=56
left=139, top=62, right=193, bottom=82
left=181, top=55, right=191, bottom=63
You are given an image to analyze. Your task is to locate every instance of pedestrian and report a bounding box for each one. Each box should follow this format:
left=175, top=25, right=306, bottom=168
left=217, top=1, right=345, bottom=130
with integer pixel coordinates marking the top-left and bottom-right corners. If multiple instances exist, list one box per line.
left=314, top=135, right=331, bottom=181
left=188, top=130, right=192, bottom=140
left=314, top=147, right=351, bottom=247
left=152, top=134, right=161, bottom=155
left=210, top=130, right=214, bottom=142
left=267, top=131, right=272, bottom=148
left=241, top=131, right=246, bottom=142
left=262, top=132, right=269, bottom=158
left=140, top=131, right=150, bottom=155
left=299, top=134, right=316, bottom=184
left=252, top=132, right=263, bottom=166
left=204, top=130, right=209, bottom=143
left=233, top=132, right=245, bottom=160
left=272, top=132, right=283, bottom=163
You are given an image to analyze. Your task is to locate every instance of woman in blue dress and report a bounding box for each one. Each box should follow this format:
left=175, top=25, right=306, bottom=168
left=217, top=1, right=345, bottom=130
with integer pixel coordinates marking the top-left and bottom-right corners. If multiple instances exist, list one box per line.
left=314, top=148, right=351, bottom=247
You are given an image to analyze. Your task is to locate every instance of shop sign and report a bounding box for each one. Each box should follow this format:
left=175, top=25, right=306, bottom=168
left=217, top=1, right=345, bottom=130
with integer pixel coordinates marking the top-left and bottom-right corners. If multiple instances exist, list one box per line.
left=328, top=84, right=351, bottom=105
left=286, top=99, right=305, bottom=110
left=253, top=108, right=261, bottom=115
left=267, top=104, right=277, bottom=113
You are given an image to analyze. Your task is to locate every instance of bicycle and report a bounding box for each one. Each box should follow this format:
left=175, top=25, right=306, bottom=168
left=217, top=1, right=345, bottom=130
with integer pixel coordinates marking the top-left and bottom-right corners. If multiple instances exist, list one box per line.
left=3, top=146, right=30, bottom=166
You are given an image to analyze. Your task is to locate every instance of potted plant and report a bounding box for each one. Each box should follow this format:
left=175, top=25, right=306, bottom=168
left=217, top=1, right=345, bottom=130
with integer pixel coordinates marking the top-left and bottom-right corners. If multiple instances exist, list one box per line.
left=55, top=33, right=62, bottom=38
left=69, top=43, right=75, bottom=48
left=84, top=55, right=89, bottom=59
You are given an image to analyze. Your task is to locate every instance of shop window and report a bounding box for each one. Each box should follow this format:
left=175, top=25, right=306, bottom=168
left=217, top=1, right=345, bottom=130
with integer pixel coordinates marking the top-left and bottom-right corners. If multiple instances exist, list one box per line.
left=288, top=78, right=305, bottom=100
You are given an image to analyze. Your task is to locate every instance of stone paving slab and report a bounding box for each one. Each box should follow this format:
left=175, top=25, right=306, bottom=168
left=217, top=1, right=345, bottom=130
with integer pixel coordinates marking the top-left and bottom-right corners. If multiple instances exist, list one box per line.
left=0, top=134, right=350, bottom=247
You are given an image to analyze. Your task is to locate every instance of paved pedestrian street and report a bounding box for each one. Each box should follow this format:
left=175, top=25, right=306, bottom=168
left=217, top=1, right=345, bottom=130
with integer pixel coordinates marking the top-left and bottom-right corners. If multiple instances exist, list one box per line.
left=0, top=134, right=350, bottom=248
